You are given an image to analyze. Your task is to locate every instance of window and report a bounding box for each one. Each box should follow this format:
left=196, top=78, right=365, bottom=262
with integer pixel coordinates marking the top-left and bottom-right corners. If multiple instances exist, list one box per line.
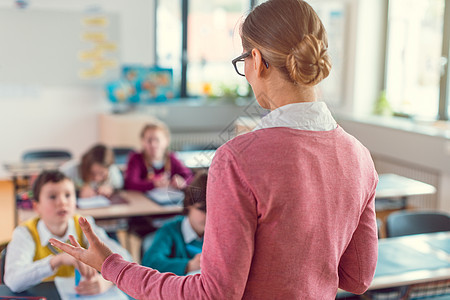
left=155, top=0, right=251, bottom=99
left=385, top=0, right=449, bottom=120
left=154, top=0, right=357, bottom=109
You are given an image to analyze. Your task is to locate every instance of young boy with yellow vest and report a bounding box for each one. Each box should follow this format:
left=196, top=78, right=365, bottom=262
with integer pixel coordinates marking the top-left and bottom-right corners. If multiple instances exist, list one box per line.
left=4, top=170, right=131, bottom=294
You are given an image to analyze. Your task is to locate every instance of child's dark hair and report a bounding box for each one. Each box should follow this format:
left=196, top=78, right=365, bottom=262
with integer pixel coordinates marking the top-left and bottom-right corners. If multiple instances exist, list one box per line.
left=183, top=171, right=207, bottom=214
left=32, top=170, right=71, bottom=202
left=80, top=144, right=114, bottom=182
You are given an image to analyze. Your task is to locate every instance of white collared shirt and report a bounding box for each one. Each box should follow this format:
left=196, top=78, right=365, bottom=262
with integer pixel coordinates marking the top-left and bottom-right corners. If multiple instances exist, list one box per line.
left=181, top=216, right=201, bottom=244
left=4, top=216, right=132, bottom=293
left=253, top=101, right=337, bottom=132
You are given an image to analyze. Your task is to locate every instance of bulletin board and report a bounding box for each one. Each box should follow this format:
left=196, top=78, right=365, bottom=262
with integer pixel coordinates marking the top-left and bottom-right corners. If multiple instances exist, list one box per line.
left=0, top=9, right=120, bottom=86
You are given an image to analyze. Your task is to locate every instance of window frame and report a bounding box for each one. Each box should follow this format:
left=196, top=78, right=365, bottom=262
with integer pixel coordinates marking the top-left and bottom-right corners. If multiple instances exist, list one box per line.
left=154, top=0, right=256, bottom=98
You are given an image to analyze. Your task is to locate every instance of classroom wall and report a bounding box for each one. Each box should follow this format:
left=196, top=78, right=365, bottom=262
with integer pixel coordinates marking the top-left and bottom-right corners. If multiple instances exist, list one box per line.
left=0, top=0, right=387, bottom=179
left=0, top=0, right=155, bottom=178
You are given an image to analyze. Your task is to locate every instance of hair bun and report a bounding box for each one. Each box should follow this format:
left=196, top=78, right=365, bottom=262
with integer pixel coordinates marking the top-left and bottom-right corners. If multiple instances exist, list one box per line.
left=286, top=34, right=331, bottom=86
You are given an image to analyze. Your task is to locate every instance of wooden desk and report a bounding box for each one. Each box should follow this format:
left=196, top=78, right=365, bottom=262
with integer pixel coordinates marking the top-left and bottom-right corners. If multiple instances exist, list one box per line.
left=0, top=180, right=15, bottom=245
left=3, top=159, right=69, bottom=177
left=375, top=173, right=437, bottom=210
left=18, top=190, right=183, bottom=223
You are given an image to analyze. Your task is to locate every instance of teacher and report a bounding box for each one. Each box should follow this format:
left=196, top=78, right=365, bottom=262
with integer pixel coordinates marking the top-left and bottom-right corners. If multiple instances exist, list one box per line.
left=51, top=0, right=378, bottom=298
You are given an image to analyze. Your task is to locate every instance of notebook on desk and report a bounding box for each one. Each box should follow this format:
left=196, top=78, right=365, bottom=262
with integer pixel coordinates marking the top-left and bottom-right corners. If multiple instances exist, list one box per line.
left=77, top=193, right=128, bottom=209
left=77, top=195, right=111, bottom=209
left=146, top=187, right=184, bottom=206
left=54, top=277, right=129, bottom=300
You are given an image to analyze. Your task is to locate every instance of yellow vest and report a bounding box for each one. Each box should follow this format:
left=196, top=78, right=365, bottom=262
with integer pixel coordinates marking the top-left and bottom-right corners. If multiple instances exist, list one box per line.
left=23, top=215, right=86, bottom=281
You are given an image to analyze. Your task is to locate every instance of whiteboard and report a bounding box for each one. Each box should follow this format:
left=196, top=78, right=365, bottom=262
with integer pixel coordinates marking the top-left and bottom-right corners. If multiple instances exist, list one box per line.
left=0, top=9, right=120, bottom=85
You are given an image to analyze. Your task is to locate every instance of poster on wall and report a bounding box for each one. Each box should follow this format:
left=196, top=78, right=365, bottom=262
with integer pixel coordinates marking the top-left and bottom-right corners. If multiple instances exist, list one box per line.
left=78, top=12, right=119, bottom=80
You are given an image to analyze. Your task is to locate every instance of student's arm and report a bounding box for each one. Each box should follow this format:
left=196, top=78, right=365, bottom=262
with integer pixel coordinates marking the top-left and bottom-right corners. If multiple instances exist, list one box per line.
left=124, top=153, right=155, bottom=192
left=338, top=182, right=378, bottom=294
left=83, top=216, right=132, bottom=262
left=170, top=153, right=193, bottom=184
left=4, top=227, right=54, bottom=292
left=108, top=164, right=124, bottom=190
left=141, top=226, right=190, bottom=276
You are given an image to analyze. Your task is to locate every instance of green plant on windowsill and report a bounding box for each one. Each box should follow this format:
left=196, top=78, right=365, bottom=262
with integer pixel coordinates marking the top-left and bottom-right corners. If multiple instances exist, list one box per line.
left=206, top=83, right=252, bottom=105
left=373, top=90, right=393, bottom=116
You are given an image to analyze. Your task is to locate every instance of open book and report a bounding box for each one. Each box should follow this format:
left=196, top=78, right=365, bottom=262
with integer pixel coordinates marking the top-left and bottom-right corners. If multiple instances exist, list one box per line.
left=76, top=195, right=111, bottom=209
left=146, top=187, right=185, bottom=206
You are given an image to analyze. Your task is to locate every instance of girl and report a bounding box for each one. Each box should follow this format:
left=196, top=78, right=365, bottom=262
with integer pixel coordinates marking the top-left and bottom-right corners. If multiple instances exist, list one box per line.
left=60, top=144, right=123, bottom=198
left=124, top=121, right=192, bottom=192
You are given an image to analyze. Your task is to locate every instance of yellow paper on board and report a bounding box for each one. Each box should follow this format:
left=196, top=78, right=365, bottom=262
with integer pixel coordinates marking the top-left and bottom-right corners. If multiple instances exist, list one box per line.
left=82, top=32, right=106, bottom=42
left=82, top=16, right=109, bottom=27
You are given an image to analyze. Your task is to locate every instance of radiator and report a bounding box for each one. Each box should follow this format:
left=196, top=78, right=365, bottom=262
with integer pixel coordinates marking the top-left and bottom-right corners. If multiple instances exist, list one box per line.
left=170, top=131, right=232, bottom=152
left=373, top=155, right=439, bottom=210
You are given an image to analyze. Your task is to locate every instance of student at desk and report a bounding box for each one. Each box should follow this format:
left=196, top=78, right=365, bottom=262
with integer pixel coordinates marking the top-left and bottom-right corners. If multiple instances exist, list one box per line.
left=124, top=121, right=193, bottom=192
left=4, top=170, right=131, bottom=294
left=60, top=144, right=123, bottom=198
left=141, top=172, right=207, bottom=275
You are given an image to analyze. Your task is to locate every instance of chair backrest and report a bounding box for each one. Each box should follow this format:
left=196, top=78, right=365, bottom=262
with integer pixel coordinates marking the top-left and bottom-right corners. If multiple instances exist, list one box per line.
left=22, top=150, right=72, bottom=162
left=386, top=211, right=450, bottom=238
left=0, top=247, right=6, bottom=284
left=112, top=147, right=134, bottom=165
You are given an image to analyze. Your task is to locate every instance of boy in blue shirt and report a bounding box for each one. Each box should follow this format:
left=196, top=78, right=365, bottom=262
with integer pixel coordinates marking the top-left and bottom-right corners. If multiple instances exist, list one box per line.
left=141, top=172, right=207, bottom=275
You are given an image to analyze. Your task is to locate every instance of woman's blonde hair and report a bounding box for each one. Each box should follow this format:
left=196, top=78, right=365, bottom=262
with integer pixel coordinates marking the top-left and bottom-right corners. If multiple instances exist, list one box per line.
left=240, top=0, right=331, bottom=86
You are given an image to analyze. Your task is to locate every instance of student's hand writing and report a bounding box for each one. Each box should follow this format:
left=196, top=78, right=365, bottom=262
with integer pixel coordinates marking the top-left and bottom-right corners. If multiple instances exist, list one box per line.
left=50, top=253, right=97, bottom=279
left=75, top=273, right=113, bottom=295
left=49, top=217, right=113, bottom=273
left=171, top=174, right=187, bottom=190
left=97, top=184, right=114, bottom=197
left=186, top=254, right=201, bottom=274
left=79, top=185, right=97, bottom=198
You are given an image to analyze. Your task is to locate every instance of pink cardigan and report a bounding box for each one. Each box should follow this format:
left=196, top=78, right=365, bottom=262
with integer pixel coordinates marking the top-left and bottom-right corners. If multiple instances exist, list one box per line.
left=102, top=126, right=378, bottom=299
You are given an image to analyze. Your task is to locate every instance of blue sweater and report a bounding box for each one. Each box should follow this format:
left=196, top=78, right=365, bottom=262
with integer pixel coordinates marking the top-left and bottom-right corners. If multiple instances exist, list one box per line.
left=141, top=216, right=203, bottom=275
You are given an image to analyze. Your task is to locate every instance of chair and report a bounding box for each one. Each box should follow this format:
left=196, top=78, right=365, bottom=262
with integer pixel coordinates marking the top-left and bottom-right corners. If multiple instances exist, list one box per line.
left=22, top=149, right=72, bottom=162
left=386, top=211, right=450, bottom=238
left=112, top=147, right=135, bottom=165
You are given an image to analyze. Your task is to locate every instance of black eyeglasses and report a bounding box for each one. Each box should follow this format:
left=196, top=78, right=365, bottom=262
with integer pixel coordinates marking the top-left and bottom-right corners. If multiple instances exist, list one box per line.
left=231, top=51, right=269, bottom=77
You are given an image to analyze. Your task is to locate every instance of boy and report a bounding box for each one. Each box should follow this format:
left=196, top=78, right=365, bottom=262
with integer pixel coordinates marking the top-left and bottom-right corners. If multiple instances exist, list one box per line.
left=141, top=172, right=207, bottom=275
left=4, top=170, right=131, bottom=294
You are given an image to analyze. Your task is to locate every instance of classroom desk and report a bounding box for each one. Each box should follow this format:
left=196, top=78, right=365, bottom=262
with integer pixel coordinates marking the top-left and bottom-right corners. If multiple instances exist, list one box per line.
left=18, top=190, right=183, bottom=223
left=337, top=232, right=450, bottom=298
left=370, top=231, right=450, bottom=290
left=375, top=173, right=437, bottom=210
left=0, top=281, right=60, bottom=299
left=174, top=150, right=216, bottom=169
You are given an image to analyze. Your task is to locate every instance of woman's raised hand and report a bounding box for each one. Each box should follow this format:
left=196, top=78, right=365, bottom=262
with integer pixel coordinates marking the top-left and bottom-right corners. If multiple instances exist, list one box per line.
left=49, top=216, right=113, bottom=273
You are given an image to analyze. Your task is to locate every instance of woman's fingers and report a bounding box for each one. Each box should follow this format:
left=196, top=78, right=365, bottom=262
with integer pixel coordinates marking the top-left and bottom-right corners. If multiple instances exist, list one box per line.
left=49, top=238, right=80, bottom=260
left=78, top=217, right=100, bottom=245
left=68, top=235, right=81, bottom=247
